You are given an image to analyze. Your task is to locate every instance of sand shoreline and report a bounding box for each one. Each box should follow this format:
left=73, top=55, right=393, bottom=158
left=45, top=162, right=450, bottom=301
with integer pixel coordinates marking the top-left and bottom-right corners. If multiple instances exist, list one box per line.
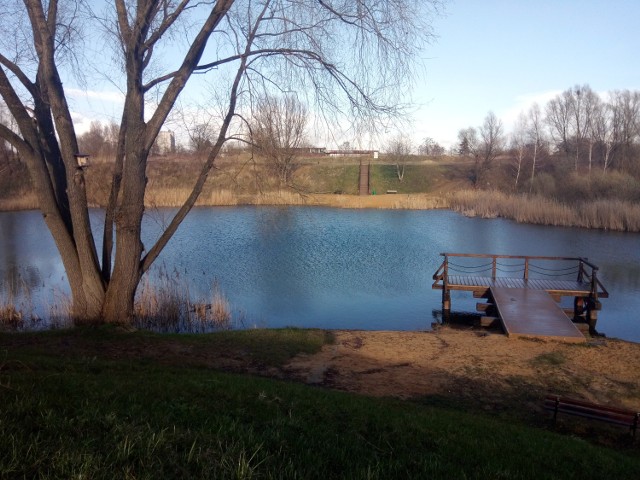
left=283, top=328, right=640, bottom=414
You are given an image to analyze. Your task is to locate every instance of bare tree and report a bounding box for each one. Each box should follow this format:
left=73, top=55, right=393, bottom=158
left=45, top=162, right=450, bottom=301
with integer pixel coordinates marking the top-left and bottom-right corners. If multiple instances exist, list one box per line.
left=0, top=0, right=441, bottom=324
left=568, top=85, right=587, bottom=171
left=418, top=136, right=444, bottom=156
left=474, top=111, right=504, bottom=188
left=609, top=90, right=640, bottom=173
left=510, top=113, right=527, bottom=190
left=593, top=99, right=615, bottom=172
left=250, top=94, right=307, bottom=185
left=545, top=91, right=572, bottom=158
left=78, top=121, right=114, bottom=157
left=386, top=133, right=412, bottom=181
left=457, top=127, right=478, bottom=157
left=581, top=86, right=601, bottom=174
left=526, top=103, right=545, bottom=193
left=189, top=123, right=214, bottom=154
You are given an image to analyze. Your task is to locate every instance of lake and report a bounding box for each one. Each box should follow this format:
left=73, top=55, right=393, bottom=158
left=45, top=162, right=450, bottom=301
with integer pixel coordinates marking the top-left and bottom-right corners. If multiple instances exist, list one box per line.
left=1, top=207, right=639, bottom=342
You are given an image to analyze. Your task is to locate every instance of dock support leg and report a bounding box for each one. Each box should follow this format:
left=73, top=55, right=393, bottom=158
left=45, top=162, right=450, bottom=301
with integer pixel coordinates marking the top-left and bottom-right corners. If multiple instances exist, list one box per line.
left=573, top=297, right=585, bottom=320
left=442, top=289, right=451, bottom=312
left=587, top=299, right=599, bottom=335
left=441, top=288, right=451, bottom=324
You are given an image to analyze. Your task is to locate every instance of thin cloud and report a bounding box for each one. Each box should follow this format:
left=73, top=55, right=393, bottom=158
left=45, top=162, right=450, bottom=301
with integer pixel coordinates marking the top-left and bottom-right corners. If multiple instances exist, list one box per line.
left=500, top=90, right=562, bottom=128
left=66, top=88, right=125, bottom=104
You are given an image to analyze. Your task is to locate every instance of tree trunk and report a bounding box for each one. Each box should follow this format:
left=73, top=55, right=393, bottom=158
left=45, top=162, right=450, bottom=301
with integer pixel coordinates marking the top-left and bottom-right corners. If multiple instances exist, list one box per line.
left=529, top=143, right=538, bottom=194
left=102, top=123, right=147, bottom=323
left=101, top=196, right=145, bottom=324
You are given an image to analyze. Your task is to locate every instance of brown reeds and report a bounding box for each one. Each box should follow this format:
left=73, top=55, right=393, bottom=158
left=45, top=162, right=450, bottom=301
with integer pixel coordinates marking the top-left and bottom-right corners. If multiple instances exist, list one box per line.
left=134, top=269, right=237, bottom=332
left=447, top=189, right=640, bottom=232
left=0, top=275, right=42, bottom=331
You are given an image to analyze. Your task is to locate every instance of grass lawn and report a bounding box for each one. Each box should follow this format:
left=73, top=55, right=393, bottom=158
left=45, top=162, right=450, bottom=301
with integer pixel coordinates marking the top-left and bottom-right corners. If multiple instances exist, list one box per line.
left=1, top=327, right=639, bottom=479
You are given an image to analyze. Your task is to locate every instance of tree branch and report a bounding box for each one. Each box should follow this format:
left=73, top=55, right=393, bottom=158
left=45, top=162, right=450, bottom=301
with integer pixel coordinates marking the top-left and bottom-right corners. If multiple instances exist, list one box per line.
left=144, top=0, right=236, bottom=150
left=0, top=54, right=37, bottom=97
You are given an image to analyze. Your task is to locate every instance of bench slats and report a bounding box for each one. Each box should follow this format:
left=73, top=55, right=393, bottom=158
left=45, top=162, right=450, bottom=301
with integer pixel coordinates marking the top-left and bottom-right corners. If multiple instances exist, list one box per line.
left=544, top=395, right=639, bottom=437
left=544, top=395, right=637, bottom=416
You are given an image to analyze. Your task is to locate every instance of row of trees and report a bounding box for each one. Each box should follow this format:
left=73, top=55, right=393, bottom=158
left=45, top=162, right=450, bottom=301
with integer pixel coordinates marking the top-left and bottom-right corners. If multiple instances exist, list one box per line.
left=77, top=93, right=309, bottom=185
left=456, top=86, right=640, bottom=190
left=78, top=121, right=120, bottom=158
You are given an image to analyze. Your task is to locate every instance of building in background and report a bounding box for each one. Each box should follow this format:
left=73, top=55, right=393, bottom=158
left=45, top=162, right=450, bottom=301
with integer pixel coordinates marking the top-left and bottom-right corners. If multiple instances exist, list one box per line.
left=155, top=130, right=175, bottom=155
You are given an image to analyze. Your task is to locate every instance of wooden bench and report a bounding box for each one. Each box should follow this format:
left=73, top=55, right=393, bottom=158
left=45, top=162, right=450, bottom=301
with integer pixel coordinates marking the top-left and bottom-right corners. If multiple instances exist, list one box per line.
left=544, top=394, right=639, bottom=438
left=386, top=190, right=397, bottom=194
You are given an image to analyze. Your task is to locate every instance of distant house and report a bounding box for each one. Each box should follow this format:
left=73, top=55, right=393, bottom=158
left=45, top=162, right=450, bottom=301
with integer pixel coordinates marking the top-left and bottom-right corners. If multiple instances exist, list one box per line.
left=155, top=130, right=175, bottom=155
left=325, top=149, right=379, bottom=158
left=290, top=146, right=327, bottom=156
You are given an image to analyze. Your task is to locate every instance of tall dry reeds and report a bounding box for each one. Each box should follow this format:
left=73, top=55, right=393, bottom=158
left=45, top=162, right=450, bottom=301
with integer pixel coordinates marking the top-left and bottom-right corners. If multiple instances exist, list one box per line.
left=134, top=269, right=239, bottom=333
left=447, top=189, right=640, bottom=232
left=145, top=188, right=240, bottom=207
left=0, top=275, right=40, bottom=330
left=144, top=188, right=312, bottom=208
left=248, top=190, right=309, bottom=206
left=391, top=194, right=446, bottom=210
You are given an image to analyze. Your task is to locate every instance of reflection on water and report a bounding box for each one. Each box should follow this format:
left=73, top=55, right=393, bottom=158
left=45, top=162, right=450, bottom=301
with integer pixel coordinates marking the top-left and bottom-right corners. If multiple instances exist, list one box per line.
left=1, top=207, right=639, bottom=341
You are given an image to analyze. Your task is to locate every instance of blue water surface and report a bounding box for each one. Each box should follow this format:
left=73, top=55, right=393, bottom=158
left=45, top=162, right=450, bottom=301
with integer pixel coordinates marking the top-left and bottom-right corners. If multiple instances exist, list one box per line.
left=1, top=207, right=638, bottom=341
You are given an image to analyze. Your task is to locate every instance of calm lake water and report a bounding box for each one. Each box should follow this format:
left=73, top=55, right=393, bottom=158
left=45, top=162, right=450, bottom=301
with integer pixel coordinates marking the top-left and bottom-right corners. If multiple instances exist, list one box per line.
left=1, top=207, right=639, bottom=342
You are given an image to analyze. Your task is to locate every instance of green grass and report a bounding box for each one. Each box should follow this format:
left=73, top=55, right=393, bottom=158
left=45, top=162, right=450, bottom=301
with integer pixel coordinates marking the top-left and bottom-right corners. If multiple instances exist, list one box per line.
left=369, top=164, right=439, bottom=194
left=298, top=164, right=360, bottom=194
left=0, top=326, right=333, bottom=369
left=1, top=328, right=639, bottom=479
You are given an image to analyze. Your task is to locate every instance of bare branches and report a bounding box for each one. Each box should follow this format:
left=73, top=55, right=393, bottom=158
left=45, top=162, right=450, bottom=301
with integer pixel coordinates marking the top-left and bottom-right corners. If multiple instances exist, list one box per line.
left=386, top=134, right=413, bottom=182
left=250, top=93, right=308, bottom=184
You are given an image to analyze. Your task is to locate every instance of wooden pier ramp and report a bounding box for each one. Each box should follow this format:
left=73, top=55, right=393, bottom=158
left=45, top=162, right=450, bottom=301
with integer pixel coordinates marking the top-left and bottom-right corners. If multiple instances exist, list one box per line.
left=432, top=253, right=609, bottom=340
left=490, top=287, right=585, bottom=342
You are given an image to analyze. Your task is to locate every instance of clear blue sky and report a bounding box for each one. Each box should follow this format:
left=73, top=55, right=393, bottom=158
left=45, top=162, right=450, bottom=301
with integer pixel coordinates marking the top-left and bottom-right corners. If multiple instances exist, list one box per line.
left=411, top=0, right=640, bottom=148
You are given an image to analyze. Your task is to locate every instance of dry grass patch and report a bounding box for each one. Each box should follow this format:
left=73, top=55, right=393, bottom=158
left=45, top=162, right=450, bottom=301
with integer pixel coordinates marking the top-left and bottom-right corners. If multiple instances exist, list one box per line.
left=448, top=190, right=640, bottom=232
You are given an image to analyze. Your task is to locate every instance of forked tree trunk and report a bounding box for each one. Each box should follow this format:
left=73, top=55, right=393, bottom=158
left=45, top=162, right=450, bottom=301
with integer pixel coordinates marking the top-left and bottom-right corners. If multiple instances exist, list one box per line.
left=102, top=126, right=148, bottom=323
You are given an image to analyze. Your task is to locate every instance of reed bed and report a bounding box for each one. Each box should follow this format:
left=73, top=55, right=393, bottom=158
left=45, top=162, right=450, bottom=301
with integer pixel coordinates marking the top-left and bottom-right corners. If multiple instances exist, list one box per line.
left=247, top=190, right=309, bottom=206
left=134, top=269, right=241, bottom=333
left=391, top=194, right=447, bottom=210
left=144, top=187, right=312, bottom=207
left=0, top=275, right=42, bottom=331
left=448, top=189, right=640, bottom=232
left=1, top=272, right=74, bottom=331
left=144, top=187, right=240, bottom=207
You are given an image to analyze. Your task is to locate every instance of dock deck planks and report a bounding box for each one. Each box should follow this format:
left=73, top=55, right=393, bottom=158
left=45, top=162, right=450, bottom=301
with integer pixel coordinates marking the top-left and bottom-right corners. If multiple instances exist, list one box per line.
left=446, top=275, right=593, bottom=296
left=490, top=287, right=585, bottom=343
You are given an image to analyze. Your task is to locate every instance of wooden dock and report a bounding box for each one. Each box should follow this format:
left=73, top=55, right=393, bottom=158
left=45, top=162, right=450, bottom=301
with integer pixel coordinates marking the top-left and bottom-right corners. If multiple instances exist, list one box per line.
left=432, top=253, right=609, bottom=339
left=490, top=287, right=585, bottom=342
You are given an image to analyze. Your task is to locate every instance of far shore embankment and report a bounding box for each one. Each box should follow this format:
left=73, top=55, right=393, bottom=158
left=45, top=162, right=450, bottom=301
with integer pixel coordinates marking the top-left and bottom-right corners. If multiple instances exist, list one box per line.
left=2, top=189, right=639, bottom=233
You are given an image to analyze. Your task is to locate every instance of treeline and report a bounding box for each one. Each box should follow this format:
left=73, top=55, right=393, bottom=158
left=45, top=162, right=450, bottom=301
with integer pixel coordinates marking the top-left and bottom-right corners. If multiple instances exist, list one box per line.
left=77, top=121, right=180, bottom=158
left=455, top=86, right=640, bottom=193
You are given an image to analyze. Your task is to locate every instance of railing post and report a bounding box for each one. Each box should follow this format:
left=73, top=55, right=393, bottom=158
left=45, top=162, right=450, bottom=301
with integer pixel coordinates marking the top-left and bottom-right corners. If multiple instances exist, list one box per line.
left=442, top=255, right=451, bottom=312
left=524, top=257, right=529, bottom=281
left=491, top=256, right=497, bottom=280
left=587, top=266, right=600, bottom=334
left=591, top=267, right=599, bottom=299
left=577, top=259, right=585, bottom=283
